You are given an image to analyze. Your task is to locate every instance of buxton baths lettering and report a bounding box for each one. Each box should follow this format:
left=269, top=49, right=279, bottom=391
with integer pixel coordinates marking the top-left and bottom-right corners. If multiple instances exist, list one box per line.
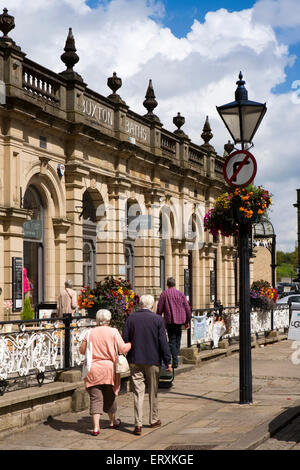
left=82, top=98, right=113, bottom=127
left=125, top=119, right=148, bottom=142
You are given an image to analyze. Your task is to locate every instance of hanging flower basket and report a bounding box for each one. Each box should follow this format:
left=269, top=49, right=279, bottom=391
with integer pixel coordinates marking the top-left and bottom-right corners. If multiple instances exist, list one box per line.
left=78, top=276, right=139, bottom=331
left=204, top=184, right=272, bottom=238
left=250, top=280, right=278, bottom=311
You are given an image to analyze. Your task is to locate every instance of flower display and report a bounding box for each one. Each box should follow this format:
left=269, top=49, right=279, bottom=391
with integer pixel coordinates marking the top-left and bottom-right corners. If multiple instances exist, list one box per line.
left=78, top=276, right=139, bottom=330
left=3, top=300, right=13, bottom=310
left=250, top=280, right=278, bottom=311
left=204, top=184, right=272, bottom=238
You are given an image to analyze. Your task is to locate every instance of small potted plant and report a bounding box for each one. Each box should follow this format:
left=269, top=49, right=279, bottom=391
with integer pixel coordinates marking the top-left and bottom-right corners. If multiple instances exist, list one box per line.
left=250, top=280, right=278, bottom=311
left=21, top=297, right=35, bottom=321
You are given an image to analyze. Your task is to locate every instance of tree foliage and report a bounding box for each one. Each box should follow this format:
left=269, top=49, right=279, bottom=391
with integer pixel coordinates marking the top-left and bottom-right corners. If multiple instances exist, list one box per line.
left=276, top=248, right=298, bottom=281
left=277, top=249, right=298, bottom=267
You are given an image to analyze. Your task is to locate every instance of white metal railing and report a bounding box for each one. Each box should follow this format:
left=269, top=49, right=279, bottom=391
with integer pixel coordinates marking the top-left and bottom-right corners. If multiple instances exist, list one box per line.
left=190, top=305, right=290, bottom=347
left=0, top=317, right=96, bottom=394
left=0, top=306, right=290, bottom=393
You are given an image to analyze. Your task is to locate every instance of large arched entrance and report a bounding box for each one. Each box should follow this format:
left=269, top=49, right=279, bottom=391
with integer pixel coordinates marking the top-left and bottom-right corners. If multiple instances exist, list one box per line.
left=23, top=185, right=44, bottom=308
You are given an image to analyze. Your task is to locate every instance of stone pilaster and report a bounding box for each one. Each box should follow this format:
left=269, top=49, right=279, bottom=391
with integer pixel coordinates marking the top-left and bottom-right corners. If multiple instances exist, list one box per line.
left=52, top=217, right=71, bottom=298
left=65, top=163, right=88, bottom=290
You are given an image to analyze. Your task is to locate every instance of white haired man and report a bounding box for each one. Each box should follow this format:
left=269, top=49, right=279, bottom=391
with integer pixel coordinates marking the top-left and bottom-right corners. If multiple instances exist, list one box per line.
left=122, top=294, right=172, bottom=436
left=57, top=280, right=78, bottom=317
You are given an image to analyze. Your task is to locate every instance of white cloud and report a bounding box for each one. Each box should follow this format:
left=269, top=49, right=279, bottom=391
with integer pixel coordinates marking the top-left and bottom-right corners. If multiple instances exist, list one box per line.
left=253, top=0, right=300, bottom=28
left=188, top=8, right=278, bottom=58
left=5, top=0, right=300, bottom=251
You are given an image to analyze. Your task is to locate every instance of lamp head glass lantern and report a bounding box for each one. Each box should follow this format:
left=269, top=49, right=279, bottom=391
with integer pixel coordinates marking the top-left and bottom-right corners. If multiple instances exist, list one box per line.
left=216, top=72, right=267, bottom=145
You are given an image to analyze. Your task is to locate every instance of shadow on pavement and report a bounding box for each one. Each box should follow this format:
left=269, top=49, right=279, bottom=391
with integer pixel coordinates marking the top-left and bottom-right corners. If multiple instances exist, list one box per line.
left=43, top=415, right=134, bottom=436
left=268, top=405, right=300, bottom=442
left=162, top=388, right=238, bottom=404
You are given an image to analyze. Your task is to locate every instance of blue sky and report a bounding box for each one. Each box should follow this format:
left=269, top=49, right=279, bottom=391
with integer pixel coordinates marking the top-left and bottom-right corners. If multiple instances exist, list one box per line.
left=158, top=0, right=256, bottom=35
left=8, top=0, right=300, bottom=252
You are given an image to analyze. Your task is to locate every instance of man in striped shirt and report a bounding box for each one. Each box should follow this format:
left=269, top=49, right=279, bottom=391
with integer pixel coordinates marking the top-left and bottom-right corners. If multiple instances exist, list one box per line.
left=156, top=277, right=191, bottom=368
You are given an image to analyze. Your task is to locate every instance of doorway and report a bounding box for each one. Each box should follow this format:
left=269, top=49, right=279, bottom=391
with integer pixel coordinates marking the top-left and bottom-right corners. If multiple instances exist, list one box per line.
left=23, top=185, right=44, bottom=309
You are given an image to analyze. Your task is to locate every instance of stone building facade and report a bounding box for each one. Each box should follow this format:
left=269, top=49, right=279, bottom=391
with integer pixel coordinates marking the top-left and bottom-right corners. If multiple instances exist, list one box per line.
left=0, top=10, right=238, bottom=320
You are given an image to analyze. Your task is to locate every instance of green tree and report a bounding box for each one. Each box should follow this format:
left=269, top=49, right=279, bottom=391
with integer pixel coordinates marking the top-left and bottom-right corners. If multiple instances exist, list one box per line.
left=276, top=248, right=298, bottom=282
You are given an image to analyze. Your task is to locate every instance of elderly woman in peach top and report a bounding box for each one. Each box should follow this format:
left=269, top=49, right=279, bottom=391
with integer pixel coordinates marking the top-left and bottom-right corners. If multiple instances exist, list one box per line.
left=79, top=309, right=131, bottom=436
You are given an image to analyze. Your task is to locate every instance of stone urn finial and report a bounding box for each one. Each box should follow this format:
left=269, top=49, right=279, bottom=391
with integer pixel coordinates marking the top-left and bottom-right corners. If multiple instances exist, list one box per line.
left=0, top=8, right=15, bottom=39
left=224, top=140, right=235, bottom=156
left=60, top=28, right=79, bottom=72
left=108, top=72, right=121, bottom=94
left=173, top=112, right=189, bottom=138
left=107, top=72, right=126, bottom=105
left=143, top=79, right=160, bottom=123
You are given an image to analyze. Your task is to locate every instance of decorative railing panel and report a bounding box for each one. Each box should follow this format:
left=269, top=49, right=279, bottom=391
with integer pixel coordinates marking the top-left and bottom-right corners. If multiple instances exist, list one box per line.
left=71, top=319, right=96, bottom=368
left=22, top=65, right=60, bottom=104
left=188, top=147, right=204, bottom=166
left=0, top=316, right=96, bottom=394
left=161, top=133, right=176, bottom=156
left=191, top=305, right=290, bottom=347
left=215, top=159, right=224, bottom=174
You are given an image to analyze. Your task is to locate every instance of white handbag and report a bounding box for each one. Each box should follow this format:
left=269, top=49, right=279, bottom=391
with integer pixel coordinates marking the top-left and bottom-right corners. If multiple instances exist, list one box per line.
left=81, top=329, right=93, bottom=379
left=114, top=330, right=130, bottom=374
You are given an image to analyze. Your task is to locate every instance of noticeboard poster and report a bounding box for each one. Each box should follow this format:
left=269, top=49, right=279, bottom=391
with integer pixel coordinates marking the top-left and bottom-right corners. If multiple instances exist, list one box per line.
left=12, top=257, right=23, bottom=312
left=210, top=270, right=216, bottom=302
left=37, top=303, right=58, bottom=319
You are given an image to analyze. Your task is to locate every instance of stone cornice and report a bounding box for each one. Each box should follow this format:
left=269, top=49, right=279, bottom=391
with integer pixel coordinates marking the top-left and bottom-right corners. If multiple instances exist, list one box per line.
left=0, top=206, right=30, bottom=222
left=52, top=217, right=72, bottom=237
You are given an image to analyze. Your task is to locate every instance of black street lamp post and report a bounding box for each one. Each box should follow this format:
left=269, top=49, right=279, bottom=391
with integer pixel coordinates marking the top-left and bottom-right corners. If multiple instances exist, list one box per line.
left=293, top=189, right=300, bottom=284
left=217, top=73, right=267, bottom=404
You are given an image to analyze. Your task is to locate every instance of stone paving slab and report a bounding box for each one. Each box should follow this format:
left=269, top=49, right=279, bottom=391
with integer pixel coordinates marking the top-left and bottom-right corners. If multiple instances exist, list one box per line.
left=0, top=339, right=300, bottom=451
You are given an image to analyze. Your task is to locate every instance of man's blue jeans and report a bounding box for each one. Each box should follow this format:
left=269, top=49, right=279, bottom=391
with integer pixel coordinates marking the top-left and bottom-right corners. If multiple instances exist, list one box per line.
left=166, top=324, right=182, bottom=367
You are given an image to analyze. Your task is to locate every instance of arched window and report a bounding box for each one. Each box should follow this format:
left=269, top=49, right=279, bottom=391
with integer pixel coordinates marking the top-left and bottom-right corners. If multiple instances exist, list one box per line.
left=125, top=242, right=134, bottom=288
left=83, top=241, right=95, bottom=288
left=82, top=191, right=96, bottom=223
left=123, top=200, right=142, bottom=288
left=82, top=190, right=98, bottom=288
left=126, top=200, right=141, bottom=240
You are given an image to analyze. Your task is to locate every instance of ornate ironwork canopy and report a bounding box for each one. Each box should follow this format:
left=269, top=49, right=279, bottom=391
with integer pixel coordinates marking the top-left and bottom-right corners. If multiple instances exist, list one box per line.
left=253, top=217, right=275, bottom=238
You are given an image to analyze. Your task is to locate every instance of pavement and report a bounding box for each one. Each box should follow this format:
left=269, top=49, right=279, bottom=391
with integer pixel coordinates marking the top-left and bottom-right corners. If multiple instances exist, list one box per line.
left=0, top=338, right=300, bottom=451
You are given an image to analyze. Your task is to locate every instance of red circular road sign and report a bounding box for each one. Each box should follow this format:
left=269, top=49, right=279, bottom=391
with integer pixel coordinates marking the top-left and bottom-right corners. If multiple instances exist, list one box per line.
left=223, top=150, right=257, bottom=187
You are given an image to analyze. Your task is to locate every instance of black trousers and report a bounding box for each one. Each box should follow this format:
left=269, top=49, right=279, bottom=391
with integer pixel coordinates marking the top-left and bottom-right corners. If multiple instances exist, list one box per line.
left=166, top=324, right=183, bottom=366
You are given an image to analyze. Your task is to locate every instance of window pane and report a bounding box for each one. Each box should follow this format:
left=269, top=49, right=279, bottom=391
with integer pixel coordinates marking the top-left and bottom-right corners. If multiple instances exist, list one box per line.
left=241, top=105, right=265, bottom=142
left=83, top=243, right=91, bottom=262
